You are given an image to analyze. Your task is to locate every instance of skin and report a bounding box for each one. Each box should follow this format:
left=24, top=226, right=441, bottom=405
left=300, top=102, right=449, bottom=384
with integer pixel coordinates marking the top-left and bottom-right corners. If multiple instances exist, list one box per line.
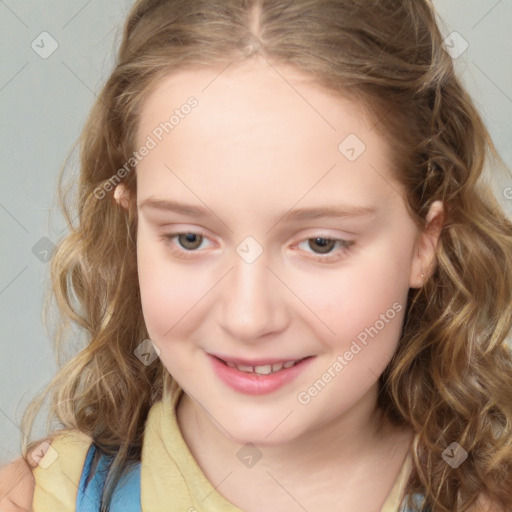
left=115, top=56, right=445, bottom=510
left=0, top=458, right=35, bottom=512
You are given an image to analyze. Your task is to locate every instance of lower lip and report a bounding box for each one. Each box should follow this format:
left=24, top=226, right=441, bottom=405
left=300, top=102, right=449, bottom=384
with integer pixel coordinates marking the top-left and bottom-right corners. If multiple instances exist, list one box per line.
left=208, top=354, right=315, bottom=395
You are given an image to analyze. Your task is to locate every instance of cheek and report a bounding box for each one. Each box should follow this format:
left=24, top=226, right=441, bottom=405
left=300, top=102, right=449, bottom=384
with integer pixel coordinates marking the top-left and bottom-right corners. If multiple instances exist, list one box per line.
left=136, top=233, right=204, bottom=342
left=291, top=240, right=410, bottom=356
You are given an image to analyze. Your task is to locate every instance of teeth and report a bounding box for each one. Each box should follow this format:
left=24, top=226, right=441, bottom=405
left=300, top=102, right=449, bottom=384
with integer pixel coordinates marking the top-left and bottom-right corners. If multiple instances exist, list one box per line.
left=254, top=364, right=272, bottom=375
left=271, top=362, right=284, bottom=372
left=224, top=359, right=299, bottom=374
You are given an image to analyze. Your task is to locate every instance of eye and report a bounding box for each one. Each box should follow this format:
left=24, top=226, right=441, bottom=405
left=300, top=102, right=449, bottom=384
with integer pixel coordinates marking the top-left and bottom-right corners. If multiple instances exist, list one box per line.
left=161, top=231, right=354, bottom=263
left=162, top=231, right=213, bottom=259
left=296, top=236, right=354, bottom=262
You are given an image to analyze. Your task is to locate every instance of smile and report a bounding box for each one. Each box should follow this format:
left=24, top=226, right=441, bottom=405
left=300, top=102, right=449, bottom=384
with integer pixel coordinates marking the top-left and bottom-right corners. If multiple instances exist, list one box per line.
left=222, top=358, right=305, bottom=375
left=207, top=354, right=315, bottom=395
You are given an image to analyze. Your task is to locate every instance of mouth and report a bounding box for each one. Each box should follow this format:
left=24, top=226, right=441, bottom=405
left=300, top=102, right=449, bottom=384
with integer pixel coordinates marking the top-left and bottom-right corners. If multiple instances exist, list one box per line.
left=207, top=353, right=315, bottom=395
left=212, top=355, right=312, bottom=375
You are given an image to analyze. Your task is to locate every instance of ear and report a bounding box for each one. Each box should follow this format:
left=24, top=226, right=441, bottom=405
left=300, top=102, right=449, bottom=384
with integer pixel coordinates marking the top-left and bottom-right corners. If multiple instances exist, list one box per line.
left=409, top=200, right=444, bottom=289
left=114, top=183, right=131, bottom=210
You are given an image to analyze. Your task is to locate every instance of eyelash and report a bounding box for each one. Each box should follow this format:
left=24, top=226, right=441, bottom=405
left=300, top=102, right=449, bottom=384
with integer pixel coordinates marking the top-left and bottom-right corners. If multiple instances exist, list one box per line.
left=161, top=230, right=355, bottom=263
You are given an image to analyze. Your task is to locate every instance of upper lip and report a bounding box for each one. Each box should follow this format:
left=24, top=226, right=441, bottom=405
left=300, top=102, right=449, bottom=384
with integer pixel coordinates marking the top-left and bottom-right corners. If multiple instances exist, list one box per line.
left=209, top=353, right=311, bottom=366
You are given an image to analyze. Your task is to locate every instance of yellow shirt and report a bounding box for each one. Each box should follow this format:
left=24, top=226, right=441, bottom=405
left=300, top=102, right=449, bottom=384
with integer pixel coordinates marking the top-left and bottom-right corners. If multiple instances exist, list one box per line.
left=33, top=379, right=413, bottom=511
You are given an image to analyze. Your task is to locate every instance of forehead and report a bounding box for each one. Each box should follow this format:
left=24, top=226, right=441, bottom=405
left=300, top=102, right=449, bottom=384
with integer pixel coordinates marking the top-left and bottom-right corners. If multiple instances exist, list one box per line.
left=137, top=58, right=375, bottom=143
left=134, top=58, right=400, bottom=216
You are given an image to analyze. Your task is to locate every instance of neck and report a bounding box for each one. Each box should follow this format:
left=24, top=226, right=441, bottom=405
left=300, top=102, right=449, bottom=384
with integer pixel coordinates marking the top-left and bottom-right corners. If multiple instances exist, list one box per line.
left=176, top=382, right=412, bottom=480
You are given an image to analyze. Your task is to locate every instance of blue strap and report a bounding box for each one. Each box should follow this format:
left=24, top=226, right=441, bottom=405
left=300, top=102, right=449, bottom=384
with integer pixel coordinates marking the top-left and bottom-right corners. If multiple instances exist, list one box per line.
left=76, top=443, right=141, bottom=512
left=400, top=492, right=432, bottom=512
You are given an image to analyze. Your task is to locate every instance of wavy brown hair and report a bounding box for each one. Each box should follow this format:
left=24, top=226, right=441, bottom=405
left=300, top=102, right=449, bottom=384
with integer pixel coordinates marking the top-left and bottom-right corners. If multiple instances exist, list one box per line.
left=20, top=1, right=512, bottom=511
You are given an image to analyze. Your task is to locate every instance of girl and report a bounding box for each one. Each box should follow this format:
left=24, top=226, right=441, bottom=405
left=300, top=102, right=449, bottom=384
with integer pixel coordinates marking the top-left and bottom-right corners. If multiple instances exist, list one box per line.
left=2, top=0, right=512, bottom=511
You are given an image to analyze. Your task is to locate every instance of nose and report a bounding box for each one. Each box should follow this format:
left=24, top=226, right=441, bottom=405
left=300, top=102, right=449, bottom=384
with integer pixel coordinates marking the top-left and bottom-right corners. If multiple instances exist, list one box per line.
left=218, top=248, right=289, bottom=342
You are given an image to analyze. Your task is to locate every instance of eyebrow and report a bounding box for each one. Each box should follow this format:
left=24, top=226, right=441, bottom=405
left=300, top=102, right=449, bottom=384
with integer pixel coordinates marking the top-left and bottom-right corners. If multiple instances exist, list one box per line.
left=138, top=197, right=377, bottom=222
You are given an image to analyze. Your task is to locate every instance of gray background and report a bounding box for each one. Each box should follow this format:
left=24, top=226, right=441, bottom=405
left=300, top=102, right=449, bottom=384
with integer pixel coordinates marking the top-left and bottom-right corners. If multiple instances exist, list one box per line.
left=1, top=0, right=511, bottom=465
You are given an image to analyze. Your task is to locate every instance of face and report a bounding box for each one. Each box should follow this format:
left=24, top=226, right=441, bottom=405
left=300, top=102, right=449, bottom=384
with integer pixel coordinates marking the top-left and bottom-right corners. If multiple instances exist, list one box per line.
left=117, top=58, right=441, bottom=445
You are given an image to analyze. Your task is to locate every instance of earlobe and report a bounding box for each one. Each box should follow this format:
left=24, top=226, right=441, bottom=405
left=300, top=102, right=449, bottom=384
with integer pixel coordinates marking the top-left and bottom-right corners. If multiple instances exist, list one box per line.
left=114, top=184, right=130, bottom=210
left=409, top=200, right=444, bottom=289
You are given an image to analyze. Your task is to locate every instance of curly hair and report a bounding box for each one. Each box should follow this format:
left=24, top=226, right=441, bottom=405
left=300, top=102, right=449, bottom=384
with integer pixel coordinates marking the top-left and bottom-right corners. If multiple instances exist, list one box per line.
left=20, top=1, right=512, bottom=511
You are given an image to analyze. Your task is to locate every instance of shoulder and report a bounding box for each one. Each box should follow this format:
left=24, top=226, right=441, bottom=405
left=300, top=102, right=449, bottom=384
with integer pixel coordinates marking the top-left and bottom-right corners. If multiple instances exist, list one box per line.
left=1, top=430, right=93, bottom=512
left=30, top=429, right=93, bottom=512
left=0, top=456, right=35, bottom=512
